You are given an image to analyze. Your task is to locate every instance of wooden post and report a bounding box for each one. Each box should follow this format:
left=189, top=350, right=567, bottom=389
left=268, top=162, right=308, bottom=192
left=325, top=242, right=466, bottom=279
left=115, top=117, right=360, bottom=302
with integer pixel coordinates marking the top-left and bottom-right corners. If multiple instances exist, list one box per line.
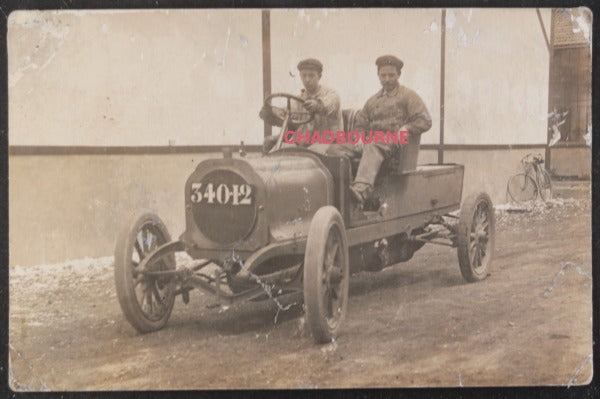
left=262, top=10, right=272, bottom=138
left=545, top=9, right=555, bottom=172
left=438, top=9, right=446, bottom=164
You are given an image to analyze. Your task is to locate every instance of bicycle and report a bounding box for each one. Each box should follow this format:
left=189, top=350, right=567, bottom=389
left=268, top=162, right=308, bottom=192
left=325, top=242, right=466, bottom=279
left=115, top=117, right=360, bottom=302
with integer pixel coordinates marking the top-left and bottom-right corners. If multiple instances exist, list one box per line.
left=506, top=153, right=553, bottom=203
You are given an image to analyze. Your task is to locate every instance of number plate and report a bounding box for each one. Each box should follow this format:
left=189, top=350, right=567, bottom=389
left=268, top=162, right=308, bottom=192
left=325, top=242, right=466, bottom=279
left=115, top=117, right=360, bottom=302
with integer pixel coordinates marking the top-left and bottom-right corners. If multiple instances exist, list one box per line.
left=190, top=182, right=253, bottom=206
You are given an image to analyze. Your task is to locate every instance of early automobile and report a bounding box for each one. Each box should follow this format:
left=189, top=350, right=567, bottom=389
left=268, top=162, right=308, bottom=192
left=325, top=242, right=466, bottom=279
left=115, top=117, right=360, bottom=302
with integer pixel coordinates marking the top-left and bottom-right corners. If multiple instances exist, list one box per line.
left=114, top=93, right=495, bottom=344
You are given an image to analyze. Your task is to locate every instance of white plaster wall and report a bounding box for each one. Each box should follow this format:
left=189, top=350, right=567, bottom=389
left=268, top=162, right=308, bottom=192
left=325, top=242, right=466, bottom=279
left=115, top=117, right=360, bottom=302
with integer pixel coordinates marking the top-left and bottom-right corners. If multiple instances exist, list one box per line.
left=9, top=9, right=550, bottom=147
left=270, top=8, right=551, bottom=146
left=8, top=10, right=264, bottom=146
left=7, top=8, right=559, bottom=267
left=10, top=149, right=551, bottom=266
left=444, top=8, right=551, bottom=144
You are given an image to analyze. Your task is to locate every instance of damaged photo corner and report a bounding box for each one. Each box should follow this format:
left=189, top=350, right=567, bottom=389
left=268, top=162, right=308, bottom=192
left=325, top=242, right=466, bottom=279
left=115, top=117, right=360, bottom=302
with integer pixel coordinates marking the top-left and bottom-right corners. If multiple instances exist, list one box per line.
left=6, top=7, right=593, bottom=390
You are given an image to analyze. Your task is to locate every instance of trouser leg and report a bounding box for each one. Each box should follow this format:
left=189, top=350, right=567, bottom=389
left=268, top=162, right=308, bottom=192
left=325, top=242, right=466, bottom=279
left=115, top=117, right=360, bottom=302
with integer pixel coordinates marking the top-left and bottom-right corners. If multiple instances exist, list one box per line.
left=354, top=143, right=390, bottom=186
left=330, top=142, right=395, bottom=205
left=325, top=142, right=361, bottom=158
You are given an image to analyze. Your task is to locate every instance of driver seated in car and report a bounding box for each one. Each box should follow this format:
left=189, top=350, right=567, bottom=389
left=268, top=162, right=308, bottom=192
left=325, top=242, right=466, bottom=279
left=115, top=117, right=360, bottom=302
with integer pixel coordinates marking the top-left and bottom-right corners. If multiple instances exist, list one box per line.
left=260, top=58, right=343, bottom=152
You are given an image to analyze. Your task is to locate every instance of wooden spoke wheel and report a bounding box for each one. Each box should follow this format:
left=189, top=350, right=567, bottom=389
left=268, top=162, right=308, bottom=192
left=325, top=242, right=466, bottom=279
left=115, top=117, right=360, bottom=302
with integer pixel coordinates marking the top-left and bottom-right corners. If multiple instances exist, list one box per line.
left=303, top=206, right=350, bottom=344
left=457, top=193, right=495, bottom=282
left=114, top=212, right=176, bottom=333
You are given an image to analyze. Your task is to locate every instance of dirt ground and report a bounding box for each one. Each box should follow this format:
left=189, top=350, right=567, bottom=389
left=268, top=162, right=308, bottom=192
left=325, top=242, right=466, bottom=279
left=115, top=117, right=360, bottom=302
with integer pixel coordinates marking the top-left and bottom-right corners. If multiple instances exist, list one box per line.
left=9, top=181, right=592, bottom=390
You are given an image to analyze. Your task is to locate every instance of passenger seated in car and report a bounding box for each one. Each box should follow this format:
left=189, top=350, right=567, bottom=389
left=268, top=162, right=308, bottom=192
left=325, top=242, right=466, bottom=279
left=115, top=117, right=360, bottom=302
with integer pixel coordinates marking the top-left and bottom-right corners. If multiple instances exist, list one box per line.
left=327, top=55, right=432, bottom=206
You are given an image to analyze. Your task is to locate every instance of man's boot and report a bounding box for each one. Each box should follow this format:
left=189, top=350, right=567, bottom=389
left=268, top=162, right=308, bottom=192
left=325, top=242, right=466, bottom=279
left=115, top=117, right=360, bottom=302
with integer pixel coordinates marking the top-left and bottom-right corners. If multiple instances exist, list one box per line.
left=350, top=182, right=373, bottom=205
left=350, top=145, right=385, bottom=205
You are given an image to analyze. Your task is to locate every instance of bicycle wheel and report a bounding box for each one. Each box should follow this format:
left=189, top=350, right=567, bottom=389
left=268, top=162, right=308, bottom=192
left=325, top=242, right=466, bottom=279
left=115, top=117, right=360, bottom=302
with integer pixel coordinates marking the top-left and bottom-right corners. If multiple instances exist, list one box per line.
left=507, top=173, right=537, bottom=202
left=537, top=168, right=553, bottom=201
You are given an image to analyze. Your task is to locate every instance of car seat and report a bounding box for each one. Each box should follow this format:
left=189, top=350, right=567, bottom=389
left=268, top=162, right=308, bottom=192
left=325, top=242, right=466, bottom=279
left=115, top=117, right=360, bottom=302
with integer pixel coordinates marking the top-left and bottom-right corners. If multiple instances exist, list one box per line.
left=341, top=109, right=420, bottom=176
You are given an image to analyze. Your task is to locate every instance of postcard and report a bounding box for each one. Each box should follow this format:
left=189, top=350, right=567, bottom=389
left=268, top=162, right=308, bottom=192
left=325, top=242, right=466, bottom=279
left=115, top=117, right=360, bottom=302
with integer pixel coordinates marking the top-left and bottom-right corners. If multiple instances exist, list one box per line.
left=7, top=7, right=592, bottom=389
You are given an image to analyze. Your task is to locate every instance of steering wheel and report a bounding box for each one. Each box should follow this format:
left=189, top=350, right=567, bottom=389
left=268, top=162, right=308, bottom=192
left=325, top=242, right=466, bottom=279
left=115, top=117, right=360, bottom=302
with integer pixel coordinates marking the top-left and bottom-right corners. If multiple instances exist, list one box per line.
left=263, top=93, right=315, bottom=153
left=264, top=93, right=314, bottom=126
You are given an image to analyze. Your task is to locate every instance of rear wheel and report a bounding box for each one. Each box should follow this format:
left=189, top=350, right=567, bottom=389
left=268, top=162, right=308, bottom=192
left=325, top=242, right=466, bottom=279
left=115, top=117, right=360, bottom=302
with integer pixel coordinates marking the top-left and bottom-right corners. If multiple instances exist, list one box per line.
left=457, top=193, right=495, bottom=282
left=303, top=206, right=350, bottom=344
left=114, top=212, right=176, bottom=333
left=507, top=173, right=537, bottom=202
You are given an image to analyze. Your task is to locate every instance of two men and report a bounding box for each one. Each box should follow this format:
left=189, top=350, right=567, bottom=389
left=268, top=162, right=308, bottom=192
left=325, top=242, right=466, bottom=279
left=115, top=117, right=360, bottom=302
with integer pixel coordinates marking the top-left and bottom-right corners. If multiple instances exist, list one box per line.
left=260, top=58, right=342, bottom=153
left=327, top=55, right=432, bottom=205
left=261, top=55, right=432, bottom=206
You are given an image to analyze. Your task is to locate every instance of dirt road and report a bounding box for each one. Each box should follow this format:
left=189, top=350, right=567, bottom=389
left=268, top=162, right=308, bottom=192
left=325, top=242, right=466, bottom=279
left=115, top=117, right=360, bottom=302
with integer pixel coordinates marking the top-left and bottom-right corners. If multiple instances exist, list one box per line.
left=9, top=182, right=592, bottom=389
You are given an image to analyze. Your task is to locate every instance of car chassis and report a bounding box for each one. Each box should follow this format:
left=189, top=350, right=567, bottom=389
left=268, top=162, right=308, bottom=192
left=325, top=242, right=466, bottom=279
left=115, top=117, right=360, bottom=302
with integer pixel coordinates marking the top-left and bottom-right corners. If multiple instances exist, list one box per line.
left=114, top=93, right=495, bottom=343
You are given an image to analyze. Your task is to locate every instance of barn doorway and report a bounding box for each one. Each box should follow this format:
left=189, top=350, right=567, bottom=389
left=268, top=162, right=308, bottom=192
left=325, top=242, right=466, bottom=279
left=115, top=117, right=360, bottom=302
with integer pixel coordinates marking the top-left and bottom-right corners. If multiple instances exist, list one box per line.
left=547, top=8, right=592, bottom=178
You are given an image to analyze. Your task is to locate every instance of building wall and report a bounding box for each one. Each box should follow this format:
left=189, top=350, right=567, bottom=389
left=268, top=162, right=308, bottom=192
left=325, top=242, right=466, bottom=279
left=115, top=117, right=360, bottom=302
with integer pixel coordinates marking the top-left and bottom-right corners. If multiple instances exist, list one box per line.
left=10, top=149, right=547, bottom=266
left=9, top=9, right=552, bottom=148
left=550, top=147, right=591, bottom=178
left=9, top=153, right=210, bottom=266
left=444, top=8, right=551, bottom=144
left=8, top=10, right=264, bottom=146
left=9, top=9, right=563, bottom=266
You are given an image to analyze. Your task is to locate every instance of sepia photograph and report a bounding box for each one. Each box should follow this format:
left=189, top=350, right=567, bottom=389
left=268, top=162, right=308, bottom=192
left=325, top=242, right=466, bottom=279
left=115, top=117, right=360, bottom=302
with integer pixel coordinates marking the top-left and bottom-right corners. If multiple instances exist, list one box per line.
left=7, top=7, right=593, bottom=390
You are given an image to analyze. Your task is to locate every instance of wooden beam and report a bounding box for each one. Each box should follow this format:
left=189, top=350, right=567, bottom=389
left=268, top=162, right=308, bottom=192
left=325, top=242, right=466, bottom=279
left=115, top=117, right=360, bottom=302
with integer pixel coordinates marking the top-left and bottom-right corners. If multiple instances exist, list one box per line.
left=261, top=10, right=272, bottom=139
left=438, top=9, right=446, bottom=165
left=8, top=145, right=263, bottom=156
left=536, top=8, right=551, bottom=52
left=421, top=143, right=549, bottom=151
left=8, top=143, right=563, bottom=156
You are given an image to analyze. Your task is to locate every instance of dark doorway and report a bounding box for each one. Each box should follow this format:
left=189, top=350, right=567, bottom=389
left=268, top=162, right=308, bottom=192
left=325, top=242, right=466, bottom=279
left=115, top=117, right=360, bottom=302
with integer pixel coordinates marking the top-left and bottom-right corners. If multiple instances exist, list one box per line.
left=547, top=9, right=591, bottom=178
left=549, top=47, right=591, bottom=143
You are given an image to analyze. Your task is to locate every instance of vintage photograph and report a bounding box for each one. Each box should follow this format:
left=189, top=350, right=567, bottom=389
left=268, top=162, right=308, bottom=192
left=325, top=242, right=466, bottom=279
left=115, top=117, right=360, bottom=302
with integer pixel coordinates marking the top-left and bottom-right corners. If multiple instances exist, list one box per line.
left=8, top=8, right=592, bottom=389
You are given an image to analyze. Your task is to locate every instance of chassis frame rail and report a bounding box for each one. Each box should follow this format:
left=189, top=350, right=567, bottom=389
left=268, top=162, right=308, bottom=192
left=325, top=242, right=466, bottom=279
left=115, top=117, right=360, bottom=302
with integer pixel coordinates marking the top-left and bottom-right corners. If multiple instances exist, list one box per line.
left=138, top=240, right=303, bottom=305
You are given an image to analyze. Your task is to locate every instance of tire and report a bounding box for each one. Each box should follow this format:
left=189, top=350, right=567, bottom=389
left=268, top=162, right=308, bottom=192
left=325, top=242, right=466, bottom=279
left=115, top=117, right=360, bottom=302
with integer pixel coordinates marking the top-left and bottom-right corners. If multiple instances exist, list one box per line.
left=537, top=168, right=553, bottom=201
left=457, top=193, right=495, bottom=282
left=303, top=206, right=350, bottom=344
left=114, top=212, right=176, bottom=333
left=506, top=173, right=537, bottom=202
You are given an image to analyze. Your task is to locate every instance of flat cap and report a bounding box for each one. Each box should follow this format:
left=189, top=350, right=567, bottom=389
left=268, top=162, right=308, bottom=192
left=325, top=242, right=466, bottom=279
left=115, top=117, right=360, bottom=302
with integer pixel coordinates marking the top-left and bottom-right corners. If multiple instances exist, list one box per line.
left=297, top=58, right=323, bottom=73
left=375, top=55, right=404, bottom=72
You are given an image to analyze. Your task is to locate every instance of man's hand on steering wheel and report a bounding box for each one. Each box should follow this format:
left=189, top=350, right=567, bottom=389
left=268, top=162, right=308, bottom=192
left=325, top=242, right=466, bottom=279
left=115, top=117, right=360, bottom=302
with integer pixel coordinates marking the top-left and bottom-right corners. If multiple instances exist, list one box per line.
left=261, top=93, right=316, bottom=153
left=262, top=93, right=315, bottom=126
left=303, top=98, right=322, bottom=113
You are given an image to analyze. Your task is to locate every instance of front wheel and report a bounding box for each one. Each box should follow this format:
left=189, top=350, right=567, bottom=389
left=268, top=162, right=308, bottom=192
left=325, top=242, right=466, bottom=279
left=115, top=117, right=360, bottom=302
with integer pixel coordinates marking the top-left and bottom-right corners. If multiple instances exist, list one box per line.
left=114, top=212, right=176, bottom=333
left=303, top=206, right=350, bottom=344
left=457, top=192, right=495, bottom=282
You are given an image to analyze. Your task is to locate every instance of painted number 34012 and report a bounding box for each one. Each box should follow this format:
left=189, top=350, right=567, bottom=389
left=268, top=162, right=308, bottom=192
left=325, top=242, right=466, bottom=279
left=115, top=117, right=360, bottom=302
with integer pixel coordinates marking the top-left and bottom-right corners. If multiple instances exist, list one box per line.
left=190, top=183, right=252, bottom=205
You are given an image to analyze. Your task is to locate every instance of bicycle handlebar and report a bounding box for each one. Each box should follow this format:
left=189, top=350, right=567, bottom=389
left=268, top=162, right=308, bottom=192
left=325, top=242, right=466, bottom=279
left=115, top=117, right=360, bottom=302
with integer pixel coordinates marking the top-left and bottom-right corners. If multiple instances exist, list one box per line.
left=521, top=153, right=544, bottom=165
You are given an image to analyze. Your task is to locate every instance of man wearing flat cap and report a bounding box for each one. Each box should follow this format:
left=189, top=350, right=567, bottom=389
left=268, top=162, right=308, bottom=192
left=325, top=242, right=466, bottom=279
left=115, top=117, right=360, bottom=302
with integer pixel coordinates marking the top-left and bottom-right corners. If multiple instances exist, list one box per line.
left=328, top=55, right=432, bottom=205
left=261, top=57, right=343, bottom=152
